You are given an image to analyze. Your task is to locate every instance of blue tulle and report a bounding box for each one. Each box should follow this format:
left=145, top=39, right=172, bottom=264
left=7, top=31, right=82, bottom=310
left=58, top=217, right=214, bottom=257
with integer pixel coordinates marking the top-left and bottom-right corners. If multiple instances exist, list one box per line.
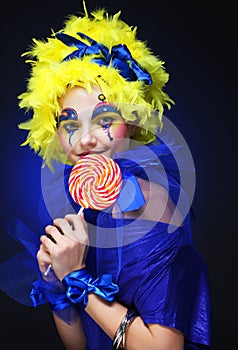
left=0, top=128, right=211, bottom=349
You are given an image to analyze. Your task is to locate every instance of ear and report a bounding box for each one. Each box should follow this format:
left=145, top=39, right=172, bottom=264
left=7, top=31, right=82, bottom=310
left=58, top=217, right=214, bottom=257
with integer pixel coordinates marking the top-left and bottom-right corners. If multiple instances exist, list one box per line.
left=127, top=124, right=138, bottom=137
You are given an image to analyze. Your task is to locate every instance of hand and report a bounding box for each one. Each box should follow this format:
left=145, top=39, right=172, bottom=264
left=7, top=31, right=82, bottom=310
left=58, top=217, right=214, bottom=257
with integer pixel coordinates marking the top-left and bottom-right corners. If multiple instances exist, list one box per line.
left=40, top=214, right=89, bottom=281
left=37, top=243, right=52, bottom=277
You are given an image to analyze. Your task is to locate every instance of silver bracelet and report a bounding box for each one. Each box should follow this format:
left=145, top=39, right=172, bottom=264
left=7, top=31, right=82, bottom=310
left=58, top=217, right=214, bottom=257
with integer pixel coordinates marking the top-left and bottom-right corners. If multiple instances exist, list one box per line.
left=112, top=307, right=138, bottom=350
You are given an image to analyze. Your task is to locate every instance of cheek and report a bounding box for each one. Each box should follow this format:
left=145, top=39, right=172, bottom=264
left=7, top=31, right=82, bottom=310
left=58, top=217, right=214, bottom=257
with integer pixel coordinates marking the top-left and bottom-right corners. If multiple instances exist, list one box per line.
left=58, top=131, right=71, bottom=153
left=111, top=123, right=128, bottom=139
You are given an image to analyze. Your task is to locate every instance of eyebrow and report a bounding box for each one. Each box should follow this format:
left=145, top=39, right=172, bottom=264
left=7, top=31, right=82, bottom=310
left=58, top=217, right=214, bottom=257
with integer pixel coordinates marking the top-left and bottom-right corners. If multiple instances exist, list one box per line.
left=58, top=108, right=78, bottom=123
left=91, top=103, right=121, bottom=120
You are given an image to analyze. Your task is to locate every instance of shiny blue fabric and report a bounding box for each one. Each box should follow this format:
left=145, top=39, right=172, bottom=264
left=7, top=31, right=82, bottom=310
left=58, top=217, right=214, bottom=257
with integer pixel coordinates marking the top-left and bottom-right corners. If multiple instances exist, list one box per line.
left=30, top=268, right=71, bottom=312
left=117, top=170, right=146, bottom=211
left=0, top=134, right=211, bottom=349
left=55, top=32, right=152, bottom=84
left=63, top=269, right=119, bottom=307
left=81, top=219, right=211, bottom=349
left=78, top=137, right=211, bottom=349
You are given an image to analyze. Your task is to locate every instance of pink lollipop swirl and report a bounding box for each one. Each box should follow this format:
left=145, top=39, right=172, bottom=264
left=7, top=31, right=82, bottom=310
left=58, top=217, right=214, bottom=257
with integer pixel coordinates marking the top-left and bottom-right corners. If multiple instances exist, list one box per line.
left=68, top=154, right=122, bottom=210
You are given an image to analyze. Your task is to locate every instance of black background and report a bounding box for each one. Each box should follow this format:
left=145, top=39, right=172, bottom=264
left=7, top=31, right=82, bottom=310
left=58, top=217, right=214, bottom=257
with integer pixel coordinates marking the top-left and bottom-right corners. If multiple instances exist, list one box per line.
left=0, top=0, right=236, bottom=349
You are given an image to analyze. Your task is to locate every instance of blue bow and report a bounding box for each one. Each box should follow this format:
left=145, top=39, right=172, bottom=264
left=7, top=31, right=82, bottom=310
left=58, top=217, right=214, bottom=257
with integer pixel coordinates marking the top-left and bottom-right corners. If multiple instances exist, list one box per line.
left=30, top=277, right=70, bottom=310
left=55, top=32, right=152, bottom=84
left=117, top=170, right=146, bottom=212
left=63, top=269, right=119, bottom=308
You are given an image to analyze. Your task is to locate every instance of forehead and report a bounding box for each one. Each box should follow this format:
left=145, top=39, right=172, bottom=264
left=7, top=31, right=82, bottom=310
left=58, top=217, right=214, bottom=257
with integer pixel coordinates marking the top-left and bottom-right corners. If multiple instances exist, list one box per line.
left=59, top=86, right=102, bottom=113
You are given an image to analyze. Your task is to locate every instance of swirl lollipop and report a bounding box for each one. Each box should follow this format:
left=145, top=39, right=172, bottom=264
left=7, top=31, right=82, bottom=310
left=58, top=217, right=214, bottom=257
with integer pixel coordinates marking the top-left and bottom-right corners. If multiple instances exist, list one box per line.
left=68, top=154, right=122, bottom=211
left=44, top=154, right=122, bottom=276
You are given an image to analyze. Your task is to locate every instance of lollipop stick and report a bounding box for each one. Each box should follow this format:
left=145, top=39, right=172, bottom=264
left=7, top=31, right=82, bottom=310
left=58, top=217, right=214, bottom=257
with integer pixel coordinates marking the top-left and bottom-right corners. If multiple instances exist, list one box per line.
left=44, top=264, right=51, bottom=276
left=78, top=206, right=84, bottom=215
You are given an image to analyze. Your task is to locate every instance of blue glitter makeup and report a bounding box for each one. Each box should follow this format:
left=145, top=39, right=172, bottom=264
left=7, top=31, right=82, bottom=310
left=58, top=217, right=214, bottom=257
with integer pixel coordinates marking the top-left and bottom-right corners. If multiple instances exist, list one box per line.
left=59, top=108, right=79, bottom=147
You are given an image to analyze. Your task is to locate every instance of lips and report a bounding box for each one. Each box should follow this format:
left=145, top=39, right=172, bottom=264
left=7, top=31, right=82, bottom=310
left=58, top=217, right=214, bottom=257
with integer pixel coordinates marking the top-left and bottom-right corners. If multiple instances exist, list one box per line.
left=78, top=150, right=105, bottom=157
left=79, top=151, right=92, bottom=157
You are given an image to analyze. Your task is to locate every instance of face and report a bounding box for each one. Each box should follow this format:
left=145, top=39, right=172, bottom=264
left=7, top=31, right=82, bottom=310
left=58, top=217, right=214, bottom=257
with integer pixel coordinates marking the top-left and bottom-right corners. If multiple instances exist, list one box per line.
left=57, top=86, right=132, bottom=164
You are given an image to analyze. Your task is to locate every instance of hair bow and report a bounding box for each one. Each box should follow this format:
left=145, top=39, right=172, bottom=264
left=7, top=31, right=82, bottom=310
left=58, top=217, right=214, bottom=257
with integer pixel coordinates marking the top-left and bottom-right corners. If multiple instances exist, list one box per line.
left=55, top=32, right=152, bottom=85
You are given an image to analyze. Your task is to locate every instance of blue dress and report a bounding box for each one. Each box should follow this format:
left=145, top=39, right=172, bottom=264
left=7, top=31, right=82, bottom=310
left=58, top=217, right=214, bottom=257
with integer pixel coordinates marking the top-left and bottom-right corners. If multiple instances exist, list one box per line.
left=0, top=135, right=212, bottom=349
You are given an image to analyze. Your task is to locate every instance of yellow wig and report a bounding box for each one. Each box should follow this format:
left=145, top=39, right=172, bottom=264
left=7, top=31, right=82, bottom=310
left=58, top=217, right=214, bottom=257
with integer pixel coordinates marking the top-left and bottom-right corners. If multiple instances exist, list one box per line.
left=18, top=3, right=174, bottom=167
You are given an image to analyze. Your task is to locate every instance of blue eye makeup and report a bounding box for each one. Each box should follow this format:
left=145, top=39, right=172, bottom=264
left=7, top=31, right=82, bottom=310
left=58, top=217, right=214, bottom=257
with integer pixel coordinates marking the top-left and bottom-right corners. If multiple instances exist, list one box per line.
left=92, top=103, right=121, bottom=120
left=59, top=108, right=79, bottom=147
left=58, top=108, right=78, bottom=123
left=91, top=100, right=124, bottom=142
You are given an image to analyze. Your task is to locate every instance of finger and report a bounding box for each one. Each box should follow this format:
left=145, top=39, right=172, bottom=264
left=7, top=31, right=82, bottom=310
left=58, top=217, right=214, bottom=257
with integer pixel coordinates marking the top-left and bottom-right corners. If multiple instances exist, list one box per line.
left=46, top=233, right=57, bottom=244
left=64, top=214, right=88, bottom=244
left=41, top=226, right=61, bottom=249
left=37, top=248, right=51, bottom=264
left=44, top=225, right=58, bottom=244
left=65, top=213, right=86, bottom=231
left=39, top=240, right=50, bottom=253
left=44, top=224, right=67, bottom=245
left=37, top=245, right=52, bottom=274
left=53, top=218, right=73, bottom=238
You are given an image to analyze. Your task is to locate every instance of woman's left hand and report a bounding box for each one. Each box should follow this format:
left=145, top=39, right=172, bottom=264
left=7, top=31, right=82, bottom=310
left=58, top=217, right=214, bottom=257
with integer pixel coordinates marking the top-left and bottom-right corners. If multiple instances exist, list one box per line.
left=40, top=213, right=89, bottom=281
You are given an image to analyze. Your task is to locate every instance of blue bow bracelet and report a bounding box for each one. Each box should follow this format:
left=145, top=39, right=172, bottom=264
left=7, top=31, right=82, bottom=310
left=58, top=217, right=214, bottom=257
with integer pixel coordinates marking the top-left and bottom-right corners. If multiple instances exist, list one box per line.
left=30, top=277, right=69, bottom=309
left=30, top=270, right=79, bottom=325
left=62, top=269, right=119, bottom=308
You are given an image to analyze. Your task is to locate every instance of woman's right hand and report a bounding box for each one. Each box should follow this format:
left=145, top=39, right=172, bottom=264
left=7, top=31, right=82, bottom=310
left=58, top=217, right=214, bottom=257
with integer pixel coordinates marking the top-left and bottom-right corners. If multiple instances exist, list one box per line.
left=39, top=213, right=89, bottom=281
left=37, top=243, right=52, bottom=276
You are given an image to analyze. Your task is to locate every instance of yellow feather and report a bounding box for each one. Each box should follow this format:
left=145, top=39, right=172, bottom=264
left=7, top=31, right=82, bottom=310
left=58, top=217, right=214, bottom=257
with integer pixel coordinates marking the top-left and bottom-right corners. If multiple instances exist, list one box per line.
left=18, top=5, right=174, bottom=168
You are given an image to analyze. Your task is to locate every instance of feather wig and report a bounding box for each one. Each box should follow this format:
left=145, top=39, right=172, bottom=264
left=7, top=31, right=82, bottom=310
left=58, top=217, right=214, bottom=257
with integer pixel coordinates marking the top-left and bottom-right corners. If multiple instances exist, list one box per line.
left=18, top=3, right=174, bottom=167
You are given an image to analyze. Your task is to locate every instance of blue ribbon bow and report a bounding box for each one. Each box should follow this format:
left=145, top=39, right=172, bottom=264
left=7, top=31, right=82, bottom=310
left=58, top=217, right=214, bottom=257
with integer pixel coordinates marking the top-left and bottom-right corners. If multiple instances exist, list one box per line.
left=63, top=269, right=119, bottom=308
left=30, top=277, right=70, bottom=311
left=55, top=32, right=152, bottom=84
left=117, top=170, right=146, bottom=212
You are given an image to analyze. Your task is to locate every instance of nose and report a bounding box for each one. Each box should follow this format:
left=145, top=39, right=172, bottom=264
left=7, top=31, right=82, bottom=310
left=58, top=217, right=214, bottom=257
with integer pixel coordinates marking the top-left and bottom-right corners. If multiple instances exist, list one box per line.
left=75, top=128, right=97, bottom=150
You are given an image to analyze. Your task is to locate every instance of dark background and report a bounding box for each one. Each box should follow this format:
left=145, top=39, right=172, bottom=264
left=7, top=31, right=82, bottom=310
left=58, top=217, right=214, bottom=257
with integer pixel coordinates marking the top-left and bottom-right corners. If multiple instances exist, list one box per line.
left=0, top=0, right=236, bottom=348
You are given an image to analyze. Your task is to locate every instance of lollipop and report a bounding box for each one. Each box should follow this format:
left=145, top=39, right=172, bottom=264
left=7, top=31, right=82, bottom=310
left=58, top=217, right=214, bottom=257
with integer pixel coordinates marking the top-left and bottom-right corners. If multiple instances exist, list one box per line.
left=68, top=154, right=122, bottom=211
left=44, top=154, right=122, bottom=276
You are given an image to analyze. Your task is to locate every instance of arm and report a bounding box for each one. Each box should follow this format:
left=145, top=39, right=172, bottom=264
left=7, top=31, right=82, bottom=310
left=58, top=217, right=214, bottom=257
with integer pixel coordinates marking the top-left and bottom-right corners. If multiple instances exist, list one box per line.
left=53, top=313, right=86, bottom=350
left=85, top=294, right=184, bottom=350
left=52, top=295, right=183, bottom=350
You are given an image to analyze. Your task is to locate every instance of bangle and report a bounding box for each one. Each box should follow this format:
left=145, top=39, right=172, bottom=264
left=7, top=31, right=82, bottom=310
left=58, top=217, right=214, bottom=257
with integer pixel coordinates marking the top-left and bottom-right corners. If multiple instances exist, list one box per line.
left=112, top=307, right=138, bottom=350
left=63, top=268, right=119, bottom=308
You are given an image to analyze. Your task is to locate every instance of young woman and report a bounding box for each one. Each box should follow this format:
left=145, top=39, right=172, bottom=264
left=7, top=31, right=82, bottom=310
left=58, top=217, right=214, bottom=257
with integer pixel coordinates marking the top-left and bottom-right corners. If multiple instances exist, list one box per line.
left=0, top=4, right=211, bottom=349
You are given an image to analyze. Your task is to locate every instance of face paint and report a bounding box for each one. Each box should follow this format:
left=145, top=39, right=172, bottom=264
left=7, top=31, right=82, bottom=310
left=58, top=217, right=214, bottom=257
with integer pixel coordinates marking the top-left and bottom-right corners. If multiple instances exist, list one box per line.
left=98, top=93, right=106, bottom=102
left=111, top=123, right=128, bottom=140
left=59, top=108, right=78, bottom=123
left=58, top=87, right=131, bottom=164
left=68, top=131, right=74, bottom=147
left=58, top=108, right=79, bottom=147
left=92, top=103, right=123, bottom=142
left=100, top=118, right=113, bottom=141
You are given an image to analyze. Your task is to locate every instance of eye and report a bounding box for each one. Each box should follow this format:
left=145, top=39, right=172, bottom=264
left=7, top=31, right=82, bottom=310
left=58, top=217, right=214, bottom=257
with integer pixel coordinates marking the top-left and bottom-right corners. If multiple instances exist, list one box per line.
left=97, top=116, right=115, bottom=127
left=63, top=122, right=80, bottom=133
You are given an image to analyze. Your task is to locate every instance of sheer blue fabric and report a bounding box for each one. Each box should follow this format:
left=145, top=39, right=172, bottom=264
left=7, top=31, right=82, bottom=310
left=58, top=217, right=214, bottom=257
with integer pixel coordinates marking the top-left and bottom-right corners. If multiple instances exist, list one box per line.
left=0, top=131, right=211, bottom=349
